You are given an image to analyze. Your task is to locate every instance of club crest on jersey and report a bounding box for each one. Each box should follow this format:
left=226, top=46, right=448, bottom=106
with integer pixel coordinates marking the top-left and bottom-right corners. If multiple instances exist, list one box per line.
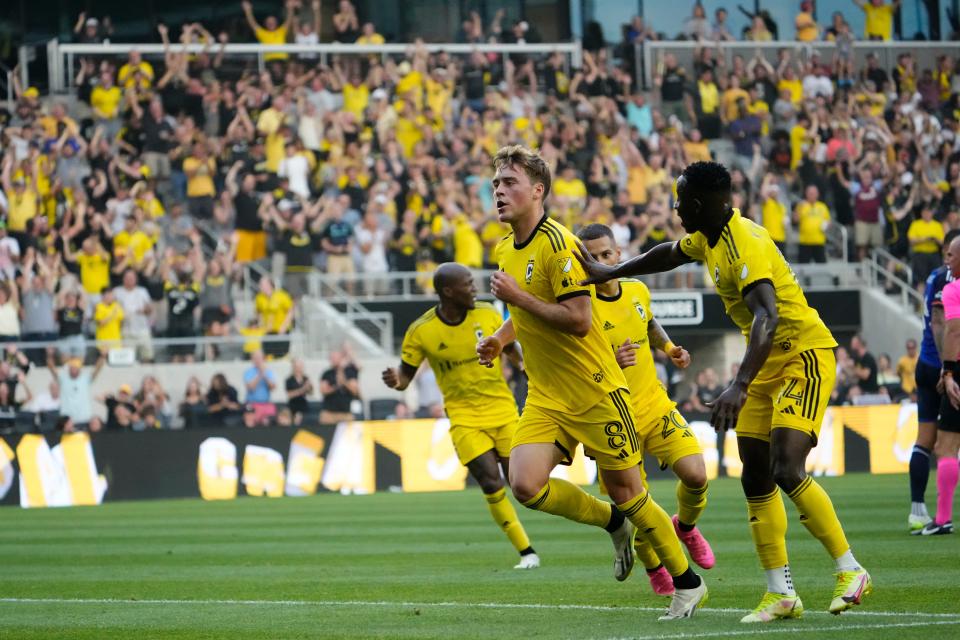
left=557, top=257, right=573, bottom=273
left=634, top=302, right=646, bottom=320
left=474, top=324, right=484, bottom=342
left=740, top=264, right=749, bottom=280
left=714, top=265, right=721, bottom=285
left=525, top=259, right=535, bottom=284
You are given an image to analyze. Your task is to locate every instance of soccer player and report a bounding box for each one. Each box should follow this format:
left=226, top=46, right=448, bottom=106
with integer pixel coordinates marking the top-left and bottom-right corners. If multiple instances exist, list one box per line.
left=577, top=223, right=715, bottom=596
left=909, top=230, right=959, bottom=533
left=576, top=161, right=870, bottom=622
left=477, top=145, right=707, bottom=620
left=381, top=262, right=540, bottom=569
left=928, top=234, right=960, bottom=536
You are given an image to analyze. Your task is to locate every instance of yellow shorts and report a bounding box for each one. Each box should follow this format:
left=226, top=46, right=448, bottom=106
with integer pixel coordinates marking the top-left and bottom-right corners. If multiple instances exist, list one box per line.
left=235, top=230, right=267, bottom=263
left=512, top=388, right=644, bottom=471
left=450, top=421, right=515, bottom=465
left=737, top=348, right=836, bottom=444
left=636, top=403, right=703, bottom=469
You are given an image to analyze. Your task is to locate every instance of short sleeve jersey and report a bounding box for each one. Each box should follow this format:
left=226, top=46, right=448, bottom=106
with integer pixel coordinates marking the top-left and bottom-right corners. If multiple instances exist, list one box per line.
left=495, top=215, right=628, bottom=413
left=596, top=279, right=674, bottom=417
left=400, top=302, right=518, bottom=428
left=678, top=209, right=836, bottom=370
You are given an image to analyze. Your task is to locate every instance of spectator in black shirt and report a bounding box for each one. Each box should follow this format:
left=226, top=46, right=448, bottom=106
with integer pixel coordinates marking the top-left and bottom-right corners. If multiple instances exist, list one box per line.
left=161, top=253, right=202, bottom=363
left=461, top=51, right=489, bottom=113
left=101, top=383, right=138, bottom=430
left=656, top=53, right=689, bottom=126
left=320, top=348, right=360, bottom=424
left=206, top=373, right=241, bottom=427
left=56, top=290, right=86, bottom=361
left=285, top=358, right=313, bottom=425
left=133, top=98, right=175, bottom=183
left=320, top=196, right=355, bottom=293
left=227, top=161, right=270, bottom=264
left=850, top=334, right=880, bottom=394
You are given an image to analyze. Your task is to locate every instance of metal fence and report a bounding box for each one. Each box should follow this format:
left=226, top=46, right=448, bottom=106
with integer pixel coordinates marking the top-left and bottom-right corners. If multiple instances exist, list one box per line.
left=638, top=40, right=960, bottom=91
left=40, top=40, right=582, bottom=94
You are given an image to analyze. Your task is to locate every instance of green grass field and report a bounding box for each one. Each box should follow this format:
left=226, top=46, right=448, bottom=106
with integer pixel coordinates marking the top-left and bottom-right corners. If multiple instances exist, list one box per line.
left=0, top=473, right=957, bottom=639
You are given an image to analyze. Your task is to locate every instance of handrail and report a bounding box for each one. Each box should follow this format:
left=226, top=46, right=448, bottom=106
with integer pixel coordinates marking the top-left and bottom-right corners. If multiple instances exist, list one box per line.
left=865, top=249, right=923, bottom=314
left=48, top=40, right=582, bottom=93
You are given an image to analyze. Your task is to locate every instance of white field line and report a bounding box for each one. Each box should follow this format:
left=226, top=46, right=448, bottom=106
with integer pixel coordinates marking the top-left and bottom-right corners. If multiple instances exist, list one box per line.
left=1, top=597, right=960, bottom=620
left=602, top=619, right=960, bottom=640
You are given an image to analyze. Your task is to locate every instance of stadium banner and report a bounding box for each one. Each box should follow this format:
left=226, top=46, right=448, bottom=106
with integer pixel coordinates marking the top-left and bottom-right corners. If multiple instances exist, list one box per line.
left=0, top=405, right=917, bottom=508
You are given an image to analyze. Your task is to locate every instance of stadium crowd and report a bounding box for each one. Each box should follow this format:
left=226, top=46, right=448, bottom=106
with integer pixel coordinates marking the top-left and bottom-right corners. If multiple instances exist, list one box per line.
left=0, top=0, right=948, bottom=429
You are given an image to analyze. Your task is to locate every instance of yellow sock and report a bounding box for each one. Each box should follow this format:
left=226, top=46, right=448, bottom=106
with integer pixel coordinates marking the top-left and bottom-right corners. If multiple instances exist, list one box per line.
left=746, top=487, right=789, bottom=570
left=618, top=492, right=689, bottom=577
left=485, top=488, right=531, bottom=553
left=634, top=536, right=662, bottom=570
left=786, top=476, right=850, bottom=559
left=677, top=481, right=708, bottom=527
left=521, top=478, right=612, bottom=528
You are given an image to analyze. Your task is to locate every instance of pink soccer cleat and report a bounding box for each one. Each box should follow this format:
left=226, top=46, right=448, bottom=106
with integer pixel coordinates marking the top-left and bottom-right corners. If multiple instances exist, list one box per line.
left=648, top=565, right=675, bottom=596
left=673, top=515, right=716, bottom=569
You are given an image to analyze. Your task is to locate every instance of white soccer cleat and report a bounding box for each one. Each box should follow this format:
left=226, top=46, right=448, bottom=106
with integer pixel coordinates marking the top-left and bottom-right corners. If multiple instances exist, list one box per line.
left=740, top=592, right=804, bottom=623
left=514, top=553, right=540, bottom=569
left=909, top=513, right=932, bottom=535
left=610, top=518, right=636, bottom=581
left=658, top=577, right=708, bottom=620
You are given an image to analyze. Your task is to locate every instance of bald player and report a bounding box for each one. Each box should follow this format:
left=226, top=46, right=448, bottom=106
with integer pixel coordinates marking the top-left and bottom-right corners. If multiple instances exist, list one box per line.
left=382, top=263, right=539, bottom=568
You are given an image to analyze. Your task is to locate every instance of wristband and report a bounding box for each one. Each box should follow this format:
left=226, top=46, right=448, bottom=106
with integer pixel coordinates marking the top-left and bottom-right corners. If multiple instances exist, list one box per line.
left=663, top=341, right=676, bottom=354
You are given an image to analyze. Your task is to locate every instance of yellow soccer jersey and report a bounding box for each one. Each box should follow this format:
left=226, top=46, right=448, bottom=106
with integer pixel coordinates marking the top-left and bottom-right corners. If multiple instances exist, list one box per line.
left=495, top=216, right=628, bottom=413
left=596, top=279, right=674, bottom=418
left=678, top=209, right=837, bottom=370
left=401, top=302, right=518, bottom=428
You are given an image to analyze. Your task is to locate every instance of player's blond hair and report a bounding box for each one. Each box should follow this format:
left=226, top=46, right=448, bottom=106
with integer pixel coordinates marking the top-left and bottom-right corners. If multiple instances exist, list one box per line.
left=492, top=145, right=552, bottom=201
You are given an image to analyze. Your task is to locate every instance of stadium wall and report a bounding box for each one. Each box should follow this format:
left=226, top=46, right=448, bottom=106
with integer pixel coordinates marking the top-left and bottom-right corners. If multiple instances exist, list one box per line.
left=0, top=404, right=921, bottom=508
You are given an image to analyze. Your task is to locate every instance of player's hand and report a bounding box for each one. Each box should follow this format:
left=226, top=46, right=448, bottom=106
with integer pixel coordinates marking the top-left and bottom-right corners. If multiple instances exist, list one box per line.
left=490, top=271, right=522, bottom=305
left=573, top=240, right=617, bottom=285
left=381, top=367, right=399, bottom=389
left=615, top=339, right=639, bottom=369
left=706, top=382, right=747, bottom=433
left=477, top=336, right=503, bottom=368
left=946, top=375, right=960, bottom=410
left=668, top=344, right=691, bottom=369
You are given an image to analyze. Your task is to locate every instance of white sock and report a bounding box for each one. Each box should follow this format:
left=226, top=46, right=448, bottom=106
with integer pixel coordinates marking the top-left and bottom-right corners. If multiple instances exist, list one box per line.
left=911, top=502, right=930, bottom=518
left=834, top=549, right=860, bottom=572
left=765, top=565, right=796, bottom=596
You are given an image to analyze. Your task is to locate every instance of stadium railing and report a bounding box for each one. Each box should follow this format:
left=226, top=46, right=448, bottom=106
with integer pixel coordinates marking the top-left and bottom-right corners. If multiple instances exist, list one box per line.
left=636, top=40, right=960, bottom=91
left=865, top=246, right=924, bottom=313
left=39, top=40, right=583, bottom=94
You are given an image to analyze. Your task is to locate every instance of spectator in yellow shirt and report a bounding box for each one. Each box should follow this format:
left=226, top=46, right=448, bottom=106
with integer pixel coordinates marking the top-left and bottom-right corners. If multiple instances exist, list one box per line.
left=907, top=205, right=945, bottom=286
left=66, top=237, right=112, bottom=296
left=855, top=0, right=901, bottom=41
left=356, top=22, right=385, bottom=44
left=94, top=286, right=125, bottom=352
left=897, top=339, right=918, bottom=397
left=794, top=184, right=831, bottom=263
left=795, top=1, right=820, bottom=41
left=90, top=72, right=122, bottom=139
left=255, top=277, right=294, bottom=358
left=117, top=50, right=155, bottom=91
left=759, top=178, right=787, bottom=252
left=256, top=96, right=290, bottom=173
left=183, top=142, right=217, bottom=219
left=242, top=0, right=294, bottom=61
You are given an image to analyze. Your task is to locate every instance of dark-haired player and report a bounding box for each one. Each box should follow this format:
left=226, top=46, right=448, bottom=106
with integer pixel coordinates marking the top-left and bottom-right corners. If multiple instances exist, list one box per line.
left=577, top=223, right=715, bottom=597
left=382, top=262, right=539, bottom=569
left=577, top=161, right=870, bottom=622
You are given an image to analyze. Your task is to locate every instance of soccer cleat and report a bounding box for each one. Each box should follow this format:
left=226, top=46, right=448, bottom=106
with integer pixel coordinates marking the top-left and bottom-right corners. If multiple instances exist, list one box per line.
left=739, top=592, right=804, bottom=623
left=610, top=518, right=637, bottom=582
left=920, top=521, right=954, bottom=536
left=672, top=515, right=716, bottom=569
left=647, top=566, right=675, bottom=596
left=828, top=569, right=872, bottom=614
left=908, top=513, right=932, bottom=535
left=658, top=576, right=708, bottom=620
left=514, top=553, right=540, bottom=569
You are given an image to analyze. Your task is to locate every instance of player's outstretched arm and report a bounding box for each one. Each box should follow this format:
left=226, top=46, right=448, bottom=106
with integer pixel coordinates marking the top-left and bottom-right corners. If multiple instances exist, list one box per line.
left=575, top=240, right=691, bottom=285
left=491, top=272, right=590, bottom=338
left=382, top=362, right=418, bottom=391
left=708, top=282, right=778, bottom=433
